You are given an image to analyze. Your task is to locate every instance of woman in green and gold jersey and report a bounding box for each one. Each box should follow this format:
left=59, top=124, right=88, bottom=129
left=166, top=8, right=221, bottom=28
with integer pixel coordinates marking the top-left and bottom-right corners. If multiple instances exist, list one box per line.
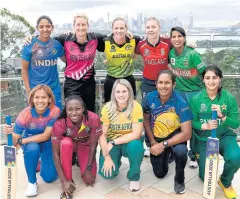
left=190, top=65, right=240, bottom=199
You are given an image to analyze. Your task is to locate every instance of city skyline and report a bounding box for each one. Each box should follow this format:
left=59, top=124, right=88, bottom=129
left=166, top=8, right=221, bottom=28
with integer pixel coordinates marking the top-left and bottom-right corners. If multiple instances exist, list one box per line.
left=1, top=0, right=240, bottom=28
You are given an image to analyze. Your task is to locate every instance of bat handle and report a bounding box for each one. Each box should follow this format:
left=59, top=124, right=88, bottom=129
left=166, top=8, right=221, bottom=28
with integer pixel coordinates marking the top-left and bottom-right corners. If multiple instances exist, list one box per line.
left=5, top=115, right=13, bottom=147
left=211, top=110, right=217, bottom=138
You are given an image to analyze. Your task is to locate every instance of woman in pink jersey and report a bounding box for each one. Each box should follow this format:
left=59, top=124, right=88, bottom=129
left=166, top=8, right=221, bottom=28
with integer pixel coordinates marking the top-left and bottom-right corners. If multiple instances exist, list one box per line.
left=52, top=95, right=102, bottom=199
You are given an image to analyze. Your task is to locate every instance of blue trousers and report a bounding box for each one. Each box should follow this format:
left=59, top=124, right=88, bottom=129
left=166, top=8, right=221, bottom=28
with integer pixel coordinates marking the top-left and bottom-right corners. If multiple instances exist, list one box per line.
left=51, top=85, right=62, bottom=110
left=150, top=143, right=188, bottom=183
left=22, top=139, right=57, bottom=184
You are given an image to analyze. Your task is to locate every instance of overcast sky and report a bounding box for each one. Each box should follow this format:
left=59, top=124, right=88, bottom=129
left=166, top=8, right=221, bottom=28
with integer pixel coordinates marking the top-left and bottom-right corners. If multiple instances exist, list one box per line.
left=1, top=0, right=239, bottom=27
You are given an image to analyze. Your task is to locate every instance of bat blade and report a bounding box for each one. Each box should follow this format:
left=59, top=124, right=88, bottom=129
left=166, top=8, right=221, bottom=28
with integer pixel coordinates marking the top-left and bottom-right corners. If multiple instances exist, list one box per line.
left=4, top=115, right=17, bottom=199
left=203, top=111, right=219, bottom=199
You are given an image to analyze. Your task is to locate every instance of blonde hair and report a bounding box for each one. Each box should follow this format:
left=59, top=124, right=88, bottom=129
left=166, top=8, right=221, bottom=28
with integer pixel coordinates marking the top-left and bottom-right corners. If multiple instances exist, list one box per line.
left=73, top=13, right=89, bottom=26
left=107, top=79, right=134, bottom=118
left=145, top=17, right=160, bottom=27
left=112, top=17, right=128, bottom=29
left=28, top=85, right=55, bottom=108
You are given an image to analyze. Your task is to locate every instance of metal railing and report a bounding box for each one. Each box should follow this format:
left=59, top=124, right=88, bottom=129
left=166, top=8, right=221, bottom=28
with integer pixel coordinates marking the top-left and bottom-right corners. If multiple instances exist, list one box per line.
left=1, top=72, right=240, bottom=142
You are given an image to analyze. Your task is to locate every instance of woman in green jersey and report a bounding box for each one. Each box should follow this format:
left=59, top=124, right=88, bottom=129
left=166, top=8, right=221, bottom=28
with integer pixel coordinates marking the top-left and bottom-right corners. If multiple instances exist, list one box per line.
left=190, top=65, right=240, bottom=199
left=169, top=26, right=206, bottom=167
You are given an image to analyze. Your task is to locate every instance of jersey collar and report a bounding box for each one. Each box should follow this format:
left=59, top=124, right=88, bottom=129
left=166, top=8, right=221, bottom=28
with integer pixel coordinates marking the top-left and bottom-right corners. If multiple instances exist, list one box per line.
left=147, top=36, right=160, bottom=47
left=109, top=34, right=130, bottom=46
left=70, top=33, right=89, bottom=44
left=31, top=107, right=50, bottom=118
left=156, top=91, right=175, bottom=104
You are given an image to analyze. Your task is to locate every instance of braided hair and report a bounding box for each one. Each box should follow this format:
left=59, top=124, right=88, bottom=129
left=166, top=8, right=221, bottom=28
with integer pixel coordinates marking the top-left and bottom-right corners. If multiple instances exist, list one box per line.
left=58, top=95, right=89, bottom=121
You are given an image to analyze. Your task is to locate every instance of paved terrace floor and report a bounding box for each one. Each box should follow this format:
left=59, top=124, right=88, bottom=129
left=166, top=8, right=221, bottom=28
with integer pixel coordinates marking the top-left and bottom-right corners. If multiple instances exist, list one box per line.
left=1, top=145, right=240, bottom=199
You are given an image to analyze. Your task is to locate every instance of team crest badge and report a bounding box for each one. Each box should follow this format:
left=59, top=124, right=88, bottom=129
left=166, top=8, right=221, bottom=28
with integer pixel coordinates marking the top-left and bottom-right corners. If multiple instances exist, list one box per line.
left=37, top=49, right=43, bottom=56
left=221, top=103, right=227, bottom=110
left=66, top=127, right=73, bottom=136
left=144, top=48, right=150, bottom=56
left=110, top=45, right=116, bottom=52
left=171, top=58, right=175, bottom=65
left=29, top=123, right=36, bottom=129
left=125, top=44, right=132, bottom=50
left=184, top=59, right=189, bottom=66
left=150, top=103, right=155, bottom=109
left=161, top=48, right=165, bottom=56
left=200, top=103, right=207, bottom=112
left=51, top=48, right=57, bottom=55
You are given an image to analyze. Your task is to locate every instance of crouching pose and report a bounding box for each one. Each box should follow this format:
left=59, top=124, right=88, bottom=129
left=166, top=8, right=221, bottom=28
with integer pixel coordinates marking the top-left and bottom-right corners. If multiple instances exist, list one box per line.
left=3, top=85, right=60, bottom=197
left=99, top=79, right=144, bottom=192
left=190, top=65, right=240, bottom=199
left=142, top=70, right=192, bottom=194
left=52, top=95, right=102, bottom=199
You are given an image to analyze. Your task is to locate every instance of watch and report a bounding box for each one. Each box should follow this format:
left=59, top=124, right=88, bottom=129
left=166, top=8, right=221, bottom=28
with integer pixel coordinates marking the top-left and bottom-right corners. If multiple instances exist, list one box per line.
left=109, top=140, right=116, bottom=146
left=163, top=141, right=168, bottom=149
left=218, top=113, right=226, bottom=119
left=86, top=165, right=92, bottom=170
left=17, top=138, right=23, bottom=146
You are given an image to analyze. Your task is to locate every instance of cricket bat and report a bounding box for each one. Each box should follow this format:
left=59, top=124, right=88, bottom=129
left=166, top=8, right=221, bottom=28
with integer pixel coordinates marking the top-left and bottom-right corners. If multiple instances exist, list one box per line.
left=3, top=115, right=17, bottom=199
left=203, top=110, right=219, bottom=199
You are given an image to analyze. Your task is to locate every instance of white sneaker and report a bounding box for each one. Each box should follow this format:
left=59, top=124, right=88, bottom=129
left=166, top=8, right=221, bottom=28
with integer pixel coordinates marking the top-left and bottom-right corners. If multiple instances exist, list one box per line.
left=129, top=181, right=141, bottom=192
left=189, top=160, right=198, bottom=168
left=25, top=182, right=38, bottom=197
left=144, top=147, right=150, bottom=157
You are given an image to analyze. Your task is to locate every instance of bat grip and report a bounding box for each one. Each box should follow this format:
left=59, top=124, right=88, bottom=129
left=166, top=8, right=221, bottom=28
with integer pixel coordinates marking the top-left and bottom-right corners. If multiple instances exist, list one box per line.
left=5, top=115, right=13, bottom=146
left=211, top=110, right=217, bottom=138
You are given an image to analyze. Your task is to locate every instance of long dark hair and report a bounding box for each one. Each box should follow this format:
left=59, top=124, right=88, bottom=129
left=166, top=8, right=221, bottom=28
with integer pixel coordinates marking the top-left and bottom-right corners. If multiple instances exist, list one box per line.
left=202, top=64, right=223, bottom=99
left=156, top=70, right=176, bottom=84
left=58, top=95, right=88, bottom=121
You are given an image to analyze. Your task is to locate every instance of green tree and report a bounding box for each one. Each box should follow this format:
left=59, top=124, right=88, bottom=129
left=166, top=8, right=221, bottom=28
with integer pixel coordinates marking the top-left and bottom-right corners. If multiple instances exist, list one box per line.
left=0, top=8, right=35, bottom=61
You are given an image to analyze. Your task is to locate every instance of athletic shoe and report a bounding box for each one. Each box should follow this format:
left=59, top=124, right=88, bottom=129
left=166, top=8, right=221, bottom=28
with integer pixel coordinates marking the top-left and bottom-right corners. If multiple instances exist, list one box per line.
left=60, top=192, right=72, bottom=199
left=129, top=181, right=141, bottom=192
left=188, top=158, right=198, bottom=168
left=144, top=147, right=150, bottom=157
left=25, top=182, right=38, bottom=197
left=218, top=178, right=237, bottom=199
left=174, top=180, right=185, bottom=194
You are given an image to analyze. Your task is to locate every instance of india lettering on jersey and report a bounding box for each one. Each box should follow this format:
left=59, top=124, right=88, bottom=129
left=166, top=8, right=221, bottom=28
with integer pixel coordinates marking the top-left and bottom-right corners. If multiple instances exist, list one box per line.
left=64, top=36, right=98, bottom=80
left=21, top=37, right=64, bottom=89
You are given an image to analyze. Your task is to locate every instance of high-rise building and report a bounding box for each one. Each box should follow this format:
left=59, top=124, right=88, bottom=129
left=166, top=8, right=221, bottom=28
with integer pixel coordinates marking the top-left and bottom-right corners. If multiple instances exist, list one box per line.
left=188, top=12, right=193, bottom=29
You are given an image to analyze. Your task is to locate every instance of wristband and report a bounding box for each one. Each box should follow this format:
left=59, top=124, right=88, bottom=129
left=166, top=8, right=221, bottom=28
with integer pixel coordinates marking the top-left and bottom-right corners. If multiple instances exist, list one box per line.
left=17, top=138, right=23, bottom=146
left=218, top=113, right=226, bottom=119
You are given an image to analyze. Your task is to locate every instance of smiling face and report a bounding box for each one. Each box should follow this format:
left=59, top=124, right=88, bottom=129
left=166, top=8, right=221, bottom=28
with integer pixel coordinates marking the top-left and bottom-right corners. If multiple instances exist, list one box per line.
left=66, top=99, right=84, bottom=124
left=203, top=70, right=221, bottom=93
left=145, top=19, right=160, bottom=39
left=112, top=20, right=127, bottom=40
left=170, top=30, right=186, bottom=49
left=33, top=89, right=51, bottom=114
left=156, top=73, right=175, bottom=99
left=37, top=19, right=53, bottom=40
left=74, top=17, right=89, bottom=37
left=114, top=83, right=129, bottom=106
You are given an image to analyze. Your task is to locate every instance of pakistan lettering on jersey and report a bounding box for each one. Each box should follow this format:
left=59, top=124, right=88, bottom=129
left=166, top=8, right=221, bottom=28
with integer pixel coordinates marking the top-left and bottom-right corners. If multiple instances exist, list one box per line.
left=21, top=37, right=64, bottom=90
left=104, top=36, right=136, bottom=78
left=169, top=45, right=206, bottom=92
left=100, top=101, right=143, bottom=139
left=190, top=88, right=240, bottom=139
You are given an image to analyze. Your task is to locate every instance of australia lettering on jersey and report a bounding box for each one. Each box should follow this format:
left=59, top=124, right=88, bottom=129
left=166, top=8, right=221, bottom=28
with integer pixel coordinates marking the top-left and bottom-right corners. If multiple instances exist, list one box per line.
left=110, top=123, right=132, bottom=131
left=70, top=54, right=95, bottom=61
left=112, top=54, right=131, bottom=59
left=34, top=59, right=58, bottom=67
left=145, top=58, right=167, bottom=65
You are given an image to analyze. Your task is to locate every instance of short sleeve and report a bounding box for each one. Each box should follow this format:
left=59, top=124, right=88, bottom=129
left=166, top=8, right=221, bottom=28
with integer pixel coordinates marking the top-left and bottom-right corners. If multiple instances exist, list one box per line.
left=176, top=97, right=193, bottom=123
left=47, top=107, right=61, bottom=127
left=21, top=45, right=32, bottom=62
left=57, top=41, right=65, bottom=57
left=192, top=51, right=206, bottom=75
left=14, top=109, right=29, bottom=135
left=89, top=114, right=102, bottom=136
left=132, top=102, right=143, bottom=123
left=142, top=94, right=151, bottom=114
left=100, top=105, right=110, bottom=125
left=52, top=119, right=65, bottom=143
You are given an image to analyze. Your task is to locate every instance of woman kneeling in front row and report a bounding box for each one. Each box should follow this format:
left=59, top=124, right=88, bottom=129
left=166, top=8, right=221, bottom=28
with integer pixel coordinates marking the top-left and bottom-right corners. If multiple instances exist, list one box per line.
left=99, top=79, right=144, bottom=192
